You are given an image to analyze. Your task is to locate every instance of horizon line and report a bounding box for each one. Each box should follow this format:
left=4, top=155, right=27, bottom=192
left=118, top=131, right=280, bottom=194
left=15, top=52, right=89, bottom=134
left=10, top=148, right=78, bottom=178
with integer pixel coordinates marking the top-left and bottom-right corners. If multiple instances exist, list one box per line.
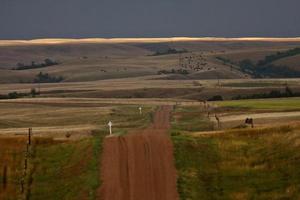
left=1, top=37, right=300, bottom=46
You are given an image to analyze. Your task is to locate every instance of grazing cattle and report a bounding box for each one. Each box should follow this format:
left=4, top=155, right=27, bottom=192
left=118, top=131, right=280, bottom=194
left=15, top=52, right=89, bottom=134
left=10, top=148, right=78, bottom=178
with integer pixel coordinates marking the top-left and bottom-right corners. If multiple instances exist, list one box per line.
left=245, top=118, right=254, bottom=128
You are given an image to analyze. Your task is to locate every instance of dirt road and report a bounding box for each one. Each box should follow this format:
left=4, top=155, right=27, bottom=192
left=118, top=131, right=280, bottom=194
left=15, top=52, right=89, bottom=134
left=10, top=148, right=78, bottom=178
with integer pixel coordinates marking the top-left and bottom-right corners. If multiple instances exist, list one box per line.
left=98, top=106, right=179, bottom=200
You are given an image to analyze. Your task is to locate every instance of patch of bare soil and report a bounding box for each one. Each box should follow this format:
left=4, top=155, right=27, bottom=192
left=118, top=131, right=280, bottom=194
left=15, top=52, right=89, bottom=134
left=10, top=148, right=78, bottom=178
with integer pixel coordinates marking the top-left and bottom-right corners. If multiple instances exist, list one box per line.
left=98, top=106, right=179, bottom=200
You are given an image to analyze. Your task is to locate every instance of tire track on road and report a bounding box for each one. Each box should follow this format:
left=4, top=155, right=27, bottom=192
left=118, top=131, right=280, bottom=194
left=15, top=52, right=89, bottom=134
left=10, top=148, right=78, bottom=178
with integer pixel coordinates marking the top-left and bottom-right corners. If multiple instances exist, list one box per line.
left=98, top=106, right=179, bottom=200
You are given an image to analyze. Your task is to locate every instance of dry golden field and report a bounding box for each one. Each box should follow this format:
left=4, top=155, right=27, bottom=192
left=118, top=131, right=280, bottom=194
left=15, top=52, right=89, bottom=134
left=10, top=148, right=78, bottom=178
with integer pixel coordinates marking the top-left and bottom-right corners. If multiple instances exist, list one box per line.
left=1, top=39, right=300, bottom=83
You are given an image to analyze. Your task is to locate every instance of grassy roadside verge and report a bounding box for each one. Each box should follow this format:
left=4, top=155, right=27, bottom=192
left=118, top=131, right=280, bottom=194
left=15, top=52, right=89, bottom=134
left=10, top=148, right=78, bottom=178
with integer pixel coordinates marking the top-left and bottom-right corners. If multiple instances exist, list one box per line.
left=0, top=134, right=105, bottom=200
left=171, top=106, right=214, bottom=133
left=171, top=106, right=300, bottom=199
left=0, top=104, right=156, bottom=199
left=29, top=130, right=105, bottom=200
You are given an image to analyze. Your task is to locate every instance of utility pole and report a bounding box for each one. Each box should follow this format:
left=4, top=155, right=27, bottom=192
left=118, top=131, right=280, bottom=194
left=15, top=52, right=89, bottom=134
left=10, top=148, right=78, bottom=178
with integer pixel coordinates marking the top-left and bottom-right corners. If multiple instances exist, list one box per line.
left=38, top=83, right=41, bottom=95
left=215, top=114, right=221, bottom=129
left=28, top=128, right=32, bottom=145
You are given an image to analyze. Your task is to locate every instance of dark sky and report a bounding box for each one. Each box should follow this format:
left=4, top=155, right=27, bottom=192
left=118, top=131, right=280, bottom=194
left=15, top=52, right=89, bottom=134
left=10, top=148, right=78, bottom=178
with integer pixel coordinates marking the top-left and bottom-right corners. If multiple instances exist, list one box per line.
left=1, top=0, right=300, bottom=39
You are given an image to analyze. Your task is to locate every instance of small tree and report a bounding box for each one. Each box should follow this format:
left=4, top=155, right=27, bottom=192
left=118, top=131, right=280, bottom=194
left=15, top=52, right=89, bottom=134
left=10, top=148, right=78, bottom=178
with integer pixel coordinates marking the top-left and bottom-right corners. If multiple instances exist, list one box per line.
left=31, top=61, right=36, bottom=67
left=44, top=58, right=58, bottom=66
left=30, top=88, right=37, bottom=97
left=208, top=95, right=223, bottom=101
left=285, top=85, right=293, bottom=96
left=8, top=92, right=19, bottom=99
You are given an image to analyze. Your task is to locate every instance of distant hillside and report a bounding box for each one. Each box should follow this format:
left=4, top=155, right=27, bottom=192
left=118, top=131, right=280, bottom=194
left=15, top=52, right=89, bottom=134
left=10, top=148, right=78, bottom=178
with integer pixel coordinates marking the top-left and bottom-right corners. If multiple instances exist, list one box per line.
left=0, top=40, right=300, bottom=83
left=216, top=47, right=300, bottom=78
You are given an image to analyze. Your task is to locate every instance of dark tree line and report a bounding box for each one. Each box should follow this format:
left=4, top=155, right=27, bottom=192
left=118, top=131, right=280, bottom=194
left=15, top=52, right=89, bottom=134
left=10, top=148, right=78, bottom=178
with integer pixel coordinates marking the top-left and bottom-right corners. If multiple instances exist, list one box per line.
left=157, top=69, right=189, bottom=75
left=14, top=58, right=59, bottom=70
left=206, top=86, right=299, bottom=101
left=257, top=47, right=300, bottom=66
left=232, top=86, right=300, bottom=100
left=216, top=47, right=300, bottom=78
left=0, top=89, right=39, bottom=99
left=238, top=59, right=300, bottom=78
left=34, top=72, right=64, bottom=83
left=151, top=48, right=188, bottom=56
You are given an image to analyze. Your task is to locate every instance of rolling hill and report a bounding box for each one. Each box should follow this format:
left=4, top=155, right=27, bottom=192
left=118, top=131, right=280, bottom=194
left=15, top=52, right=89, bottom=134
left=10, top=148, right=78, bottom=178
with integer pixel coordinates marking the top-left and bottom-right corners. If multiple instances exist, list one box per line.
left=0, top=38, right=300, bottom=83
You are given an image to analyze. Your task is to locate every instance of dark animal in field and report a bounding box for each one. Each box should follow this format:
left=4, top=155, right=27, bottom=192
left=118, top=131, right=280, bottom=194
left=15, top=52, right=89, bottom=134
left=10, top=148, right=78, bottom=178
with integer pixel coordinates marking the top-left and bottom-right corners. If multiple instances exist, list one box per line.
left=245, top=118, right=254, bottom=128
left=65, top=133, right=72, bottom=138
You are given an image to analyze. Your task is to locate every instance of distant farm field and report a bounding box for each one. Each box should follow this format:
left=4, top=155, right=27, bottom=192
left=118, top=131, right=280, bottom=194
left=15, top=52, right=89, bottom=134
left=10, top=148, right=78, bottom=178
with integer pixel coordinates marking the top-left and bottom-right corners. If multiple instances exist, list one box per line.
left=0, top=100, right=154, bottom=138
left=216, top=98, right=300, bottom=111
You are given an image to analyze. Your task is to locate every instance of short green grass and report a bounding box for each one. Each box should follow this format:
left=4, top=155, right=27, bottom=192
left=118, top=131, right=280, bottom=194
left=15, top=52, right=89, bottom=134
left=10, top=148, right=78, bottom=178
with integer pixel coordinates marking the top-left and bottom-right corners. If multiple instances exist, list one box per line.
left=29, top=131, right=105, bottom=200
left=0, top=136, right=102, bottom=200
left=171, top=105, right=300, bottom=199
left=216, top=97, right=300, bottom=111
left=171, top=106, right=214, bottom=133
left=172, top=124, right=300, bottom=200
left=222, top=81, right=286, bottom=88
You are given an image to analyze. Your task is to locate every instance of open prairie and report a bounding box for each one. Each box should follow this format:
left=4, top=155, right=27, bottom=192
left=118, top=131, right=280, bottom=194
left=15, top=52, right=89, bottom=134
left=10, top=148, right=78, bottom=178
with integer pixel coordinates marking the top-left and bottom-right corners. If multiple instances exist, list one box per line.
left=1, top=38, right=300, bottom=84
left=1, top=38, right=300, bottom=200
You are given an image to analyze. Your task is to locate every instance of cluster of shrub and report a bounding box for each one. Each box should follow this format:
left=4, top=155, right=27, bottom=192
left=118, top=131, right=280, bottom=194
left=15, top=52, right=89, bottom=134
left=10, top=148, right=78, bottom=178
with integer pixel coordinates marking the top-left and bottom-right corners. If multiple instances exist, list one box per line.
left=216, top=47, right=300, bottom=78
left=232, top=86, right=300, bottom=100
left=238, top=59, right=300, bottom=78
left=215, top=56, right=233, bottom=65
left=157, top=69, right=189, bottom=75
left=14, top=58, right=59, bottom=70
left=207, top=95, right=223, bottom=101
left=257, top=47, right=300, bottom=66
left=0, top=88, right=39, bottom=100
left=34, top=72, right=64, bottom=83
left=0, top=92, right=27, bottom=99
left=207, top=86, right=300, bottom=101
left=151, top=48, right=188, bottom=56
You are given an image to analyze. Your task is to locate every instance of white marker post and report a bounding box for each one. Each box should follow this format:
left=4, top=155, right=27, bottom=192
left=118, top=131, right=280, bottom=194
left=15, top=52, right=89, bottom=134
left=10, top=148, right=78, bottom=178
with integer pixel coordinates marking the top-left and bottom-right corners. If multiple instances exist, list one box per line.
left=139, top=107, right=142, bottom=115
left=108, top=121, right=112, bottom=135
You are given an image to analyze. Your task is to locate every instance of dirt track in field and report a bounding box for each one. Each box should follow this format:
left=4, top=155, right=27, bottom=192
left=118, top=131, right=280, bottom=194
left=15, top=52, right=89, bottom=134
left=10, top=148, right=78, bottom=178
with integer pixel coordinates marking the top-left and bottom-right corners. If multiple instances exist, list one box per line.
left=218, top=111, right=300, bottom=122
left=98, top=106, right=179, bottom=200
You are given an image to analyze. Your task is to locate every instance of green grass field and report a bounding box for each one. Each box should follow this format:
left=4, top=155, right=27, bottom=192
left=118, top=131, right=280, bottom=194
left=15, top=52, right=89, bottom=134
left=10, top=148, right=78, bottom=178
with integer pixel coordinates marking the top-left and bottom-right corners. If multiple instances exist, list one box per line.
left=222, top=81, right=287, bottom=88
left=29, top=131, right=104, bottom=200
left=171, top=106, right=214, bottom=133
left=172, top=125, right=300, bottom=200
left=216, top=97, right=300, bottom=111
left=171, top=105, right=300, bottom=199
